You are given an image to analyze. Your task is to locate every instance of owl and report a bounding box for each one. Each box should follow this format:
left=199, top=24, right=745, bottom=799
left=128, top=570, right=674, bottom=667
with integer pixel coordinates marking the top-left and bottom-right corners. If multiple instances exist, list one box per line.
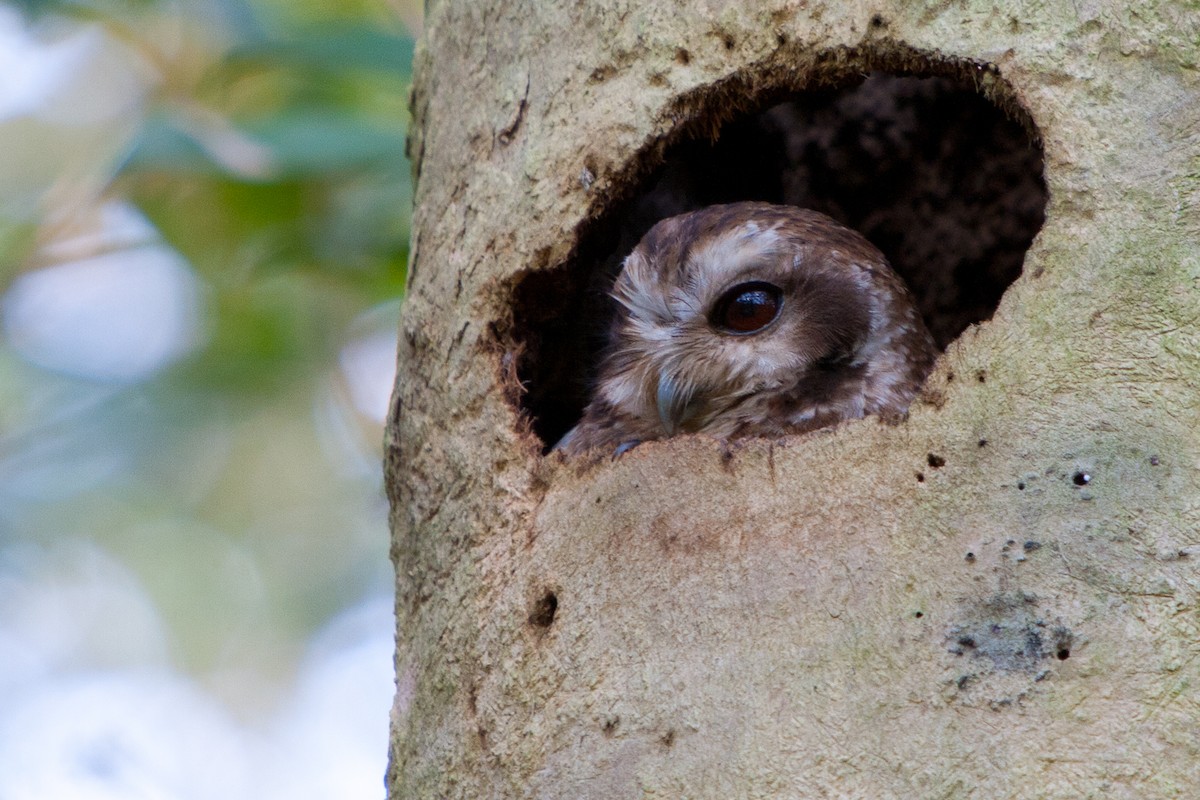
left=553, top=202, right=937, bottom=456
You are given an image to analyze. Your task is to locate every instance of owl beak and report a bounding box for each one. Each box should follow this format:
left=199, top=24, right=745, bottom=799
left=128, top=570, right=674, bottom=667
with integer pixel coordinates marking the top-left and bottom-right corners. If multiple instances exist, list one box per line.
left=656, top=372, right=699, bottom=435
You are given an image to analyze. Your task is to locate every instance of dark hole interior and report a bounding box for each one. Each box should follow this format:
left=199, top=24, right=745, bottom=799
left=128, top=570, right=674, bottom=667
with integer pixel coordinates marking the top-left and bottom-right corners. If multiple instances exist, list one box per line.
left=528, top=591, right=558, bottom=628
left=511, top=71, right=1047, bottom=450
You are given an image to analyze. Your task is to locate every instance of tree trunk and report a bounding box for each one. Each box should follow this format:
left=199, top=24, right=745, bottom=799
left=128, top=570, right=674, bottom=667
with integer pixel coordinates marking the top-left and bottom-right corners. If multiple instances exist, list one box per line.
left=387, top=2, right=1200, bottom=796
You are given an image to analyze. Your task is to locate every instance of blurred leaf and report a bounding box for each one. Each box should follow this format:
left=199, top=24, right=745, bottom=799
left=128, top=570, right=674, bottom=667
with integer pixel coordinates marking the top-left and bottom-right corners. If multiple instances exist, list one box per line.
left=12, top=0, right=157, bottom=16
left=125, top=113, right=222, bottom=176
left=15, top=0, right=265, bottom=43
left=0, top=220, right=41, bottom=289
left=228, top=22, right=414, bottom=77
left=173, top=274, right=330, bottom=394
left=313, top=165, right=411, bottom=268
left=245, top=109, right=405, bottom=176
left=128, top=109, right=405, bottom=179
left=125, top=173, right=307, bottom=276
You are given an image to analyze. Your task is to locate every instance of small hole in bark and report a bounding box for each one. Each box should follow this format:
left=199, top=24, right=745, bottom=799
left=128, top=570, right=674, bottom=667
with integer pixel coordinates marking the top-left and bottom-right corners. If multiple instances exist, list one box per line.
left=870, top=14, right=886, bottom=28
left=1073, top=471, right=1091, bottom=486
left=1056, top=648, right=1070, bottom=660
left=914, top=610, right=924, bottom=618
left=1017, top=481, right=1025, bottom=490
left=602, top=716, right=620, bottom=736
left=916, top=472, right=925, bottom=482
left=722, top=35, right=736, bottom=50
left=927, top=453, right=946, bottom=468
left=977, top=438, right=988, bottom=447
left=529, top=591, right=558, bottom=627
left=965, top=551, right=976, bottom=563
left=507, top=49, right=1046, bottom=451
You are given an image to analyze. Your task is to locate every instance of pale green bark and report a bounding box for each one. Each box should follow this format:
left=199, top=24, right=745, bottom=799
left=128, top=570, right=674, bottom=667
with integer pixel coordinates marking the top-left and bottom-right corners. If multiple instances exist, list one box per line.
left=389, top=2, right=1200, bottom=796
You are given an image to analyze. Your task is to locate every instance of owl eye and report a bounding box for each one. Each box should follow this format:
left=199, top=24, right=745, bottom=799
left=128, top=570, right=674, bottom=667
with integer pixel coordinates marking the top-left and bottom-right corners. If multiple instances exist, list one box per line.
left=711, top=281, right=783, bottom=334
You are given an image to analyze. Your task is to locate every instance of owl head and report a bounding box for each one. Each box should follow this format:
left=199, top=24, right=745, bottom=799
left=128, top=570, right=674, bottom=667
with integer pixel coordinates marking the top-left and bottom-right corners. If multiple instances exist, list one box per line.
left=555, top=202, right=936, bottom=455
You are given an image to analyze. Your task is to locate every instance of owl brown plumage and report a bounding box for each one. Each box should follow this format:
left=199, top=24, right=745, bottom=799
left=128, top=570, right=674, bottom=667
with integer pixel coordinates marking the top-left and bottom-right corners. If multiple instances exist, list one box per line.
left=554, top=202, right=937, bottom=456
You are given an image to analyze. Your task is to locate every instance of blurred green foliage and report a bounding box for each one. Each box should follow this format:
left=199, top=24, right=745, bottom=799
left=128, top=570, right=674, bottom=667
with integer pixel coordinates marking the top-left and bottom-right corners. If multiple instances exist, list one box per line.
left=10, top=0, right=415, bottom=390
left=126, top=0, right=413, bottom=394
left=0, top=0, right=417, bottom=699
